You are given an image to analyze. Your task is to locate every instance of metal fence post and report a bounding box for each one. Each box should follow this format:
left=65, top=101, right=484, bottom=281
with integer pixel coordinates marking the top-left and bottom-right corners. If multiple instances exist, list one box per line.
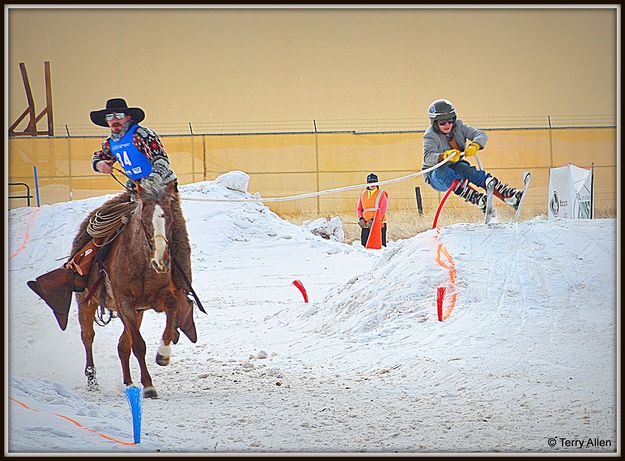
left=202, top=135, right=207, bottom=182
left=314, top=120, right=320, bottom=215
left=33, top=165, right=41, bottom=206
left=547, top=115, right=554, bottom=168
left=590, top=162, right=595, bottom=219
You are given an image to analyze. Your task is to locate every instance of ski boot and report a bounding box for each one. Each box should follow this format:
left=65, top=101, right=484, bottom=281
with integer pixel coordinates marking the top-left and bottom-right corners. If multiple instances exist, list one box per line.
left=454, top=180, right=496, bottom=218
left=490, top=177, right=524, bottom=211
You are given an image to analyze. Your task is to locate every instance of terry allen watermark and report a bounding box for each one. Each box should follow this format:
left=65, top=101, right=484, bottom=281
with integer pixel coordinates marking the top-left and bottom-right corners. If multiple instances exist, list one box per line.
left=547, top=437, right=613, bottom=449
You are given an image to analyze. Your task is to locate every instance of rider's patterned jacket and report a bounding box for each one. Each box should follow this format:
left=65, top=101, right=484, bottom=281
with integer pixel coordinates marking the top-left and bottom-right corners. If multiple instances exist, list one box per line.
left=91, top=120, right=177, bottom=185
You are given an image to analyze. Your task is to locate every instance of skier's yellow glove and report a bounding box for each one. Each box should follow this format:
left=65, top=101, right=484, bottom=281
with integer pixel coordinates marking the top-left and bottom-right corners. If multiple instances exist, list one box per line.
left=441, top=149, right=461, bottom=163
left=464, top=142, right=481, bottom=157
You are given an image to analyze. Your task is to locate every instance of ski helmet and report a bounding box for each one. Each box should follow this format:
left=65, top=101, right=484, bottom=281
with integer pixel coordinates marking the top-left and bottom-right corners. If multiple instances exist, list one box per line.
left=427, top=99, right=457, bottom=128
left=366, top=173, right=379, bottom=183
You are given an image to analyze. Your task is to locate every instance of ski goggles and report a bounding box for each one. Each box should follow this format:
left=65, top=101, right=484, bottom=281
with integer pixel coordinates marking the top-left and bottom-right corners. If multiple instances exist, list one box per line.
left=105, top=112, right=126, bottom=121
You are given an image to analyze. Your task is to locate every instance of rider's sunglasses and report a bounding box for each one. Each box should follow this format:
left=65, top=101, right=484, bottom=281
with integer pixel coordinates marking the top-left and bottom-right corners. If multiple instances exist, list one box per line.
left=105, top=112, right=126, bottom=121
left=437, top=120, right=454, bottom=127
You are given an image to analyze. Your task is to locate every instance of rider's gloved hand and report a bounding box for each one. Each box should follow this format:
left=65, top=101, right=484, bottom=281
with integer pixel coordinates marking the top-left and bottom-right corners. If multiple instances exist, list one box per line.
left=464, top=142, right=481, bottom=157
left=441, top=149, right=461, bottom=163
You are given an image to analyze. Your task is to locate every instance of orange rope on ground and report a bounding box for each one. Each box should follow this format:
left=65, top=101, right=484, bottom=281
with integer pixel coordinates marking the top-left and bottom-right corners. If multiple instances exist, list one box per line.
left=9, top=396, right=135, bottom=447
left=434, top=228, right=458, bottom=320
left=10, top=208, right=41, bottom=259
left=9, top=397, right=38, bottom=411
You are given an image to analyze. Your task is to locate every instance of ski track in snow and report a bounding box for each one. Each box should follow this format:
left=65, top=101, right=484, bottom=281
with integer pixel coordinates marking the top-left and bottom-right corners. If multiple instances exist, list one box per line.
left=6, top=180, right=618, bottom=454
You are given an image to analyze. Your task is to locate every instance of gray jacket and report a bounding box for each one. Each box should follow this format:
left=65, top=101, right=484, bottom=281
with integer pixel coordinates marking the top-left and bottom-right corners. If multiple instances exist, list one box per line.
left=422, top=118, right=488, bottom=170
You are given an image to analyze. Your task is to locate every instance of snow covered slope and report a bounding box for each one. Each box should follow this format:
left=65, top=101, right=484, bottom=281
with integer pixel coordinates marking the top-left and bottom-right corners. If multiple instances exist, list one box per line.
left=6, top=179, right=618, bottom=454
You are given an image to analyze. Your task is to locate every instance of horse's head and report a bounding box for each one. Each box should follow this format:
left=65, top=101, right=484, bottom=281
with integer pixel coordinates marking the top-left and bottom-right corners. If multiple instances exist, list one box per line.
left=136, top=177, right=176, bottom=273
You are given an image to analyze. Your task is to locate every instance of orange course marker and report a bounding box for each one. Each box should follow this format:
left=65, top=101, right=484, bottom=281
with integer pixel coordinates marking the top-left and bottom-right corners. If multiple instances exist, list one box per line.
left=433, top=229, right=458, bottom=321
left=9, top=396, right=135, bottom=446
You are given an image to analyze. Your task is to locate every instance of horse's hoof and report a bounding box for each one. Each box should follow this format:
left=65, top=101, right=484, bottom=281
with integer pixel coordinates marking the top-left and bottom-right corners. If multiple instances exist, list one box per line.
left=143, top=386, right=158, bottom=399
left=85, top=366, right=99, bottom=391
left=156, top=353, right=170, bottom=366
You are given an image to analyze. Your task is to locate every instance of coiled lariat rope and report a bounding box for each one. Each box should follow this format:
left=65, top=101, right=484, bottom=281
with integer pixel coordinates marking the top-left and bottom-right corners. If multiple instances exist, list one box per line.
left=87, top=202, right=136, bottom=241
left=181, top=154, right=460, bottom=203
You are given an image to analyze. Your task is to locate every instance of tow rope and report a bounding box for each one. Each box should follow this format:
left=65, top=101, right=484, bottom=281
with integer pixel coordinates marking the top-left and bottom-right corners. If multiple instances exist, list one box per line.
left=181, top=154, right=459, bottom=203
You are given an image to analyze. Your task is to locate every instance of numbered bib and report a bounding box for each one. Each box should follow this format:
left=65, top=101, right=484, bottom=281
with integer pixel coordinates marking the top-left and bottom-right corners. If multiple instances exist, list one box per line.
left=109, top=125, right=152, bottom=180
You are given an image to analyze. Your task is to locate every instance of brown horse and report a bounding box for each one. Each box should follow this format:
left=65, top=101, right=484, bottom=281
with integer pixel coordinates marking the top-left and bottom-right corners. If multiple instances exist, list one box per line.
left=76, top=178, right=197, bottom=398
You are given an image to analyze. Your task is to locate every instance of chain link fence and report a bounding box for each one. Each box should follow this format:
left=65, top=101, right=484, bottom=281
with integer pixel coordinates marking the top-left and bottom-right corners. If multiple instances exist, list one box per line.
left=9, top=116, right=617, bottom=221
left=47, top=114, right=616, bottom=137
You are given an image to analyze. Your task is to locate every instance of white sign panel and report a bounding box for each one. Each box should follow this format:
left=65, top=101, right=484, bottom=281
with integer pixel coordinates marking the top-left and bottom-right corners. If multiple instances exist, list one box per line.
left=548, top=164, right=593, bottom=219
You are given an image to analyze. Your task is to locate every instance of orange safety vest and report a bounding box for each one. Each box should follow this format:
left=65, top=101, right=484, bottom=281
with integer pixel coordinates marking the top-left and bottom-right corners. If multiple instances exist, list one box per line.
left=361, top=188, right=387, bottom=222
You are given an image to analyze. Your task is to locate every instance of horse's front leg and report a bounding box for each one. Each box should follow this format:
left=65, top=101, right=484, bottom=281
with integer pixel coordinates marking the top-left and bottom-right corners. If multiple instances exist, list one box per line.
left=119, top=309, right=157, bottom=398
left=77, top=295, right=99, bottom=391
left=130, top=311, right=157, bottom=398
left=156, top=290, right=179, bottom=367
left=117, top=321, right=133, bottom=387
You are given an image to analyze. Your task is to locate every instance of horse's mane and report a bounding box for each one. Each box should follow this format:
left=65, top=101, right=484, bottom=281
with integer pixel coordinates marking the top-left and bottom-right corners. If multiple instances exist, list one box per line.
left=138, top=178, right=169, bottom=201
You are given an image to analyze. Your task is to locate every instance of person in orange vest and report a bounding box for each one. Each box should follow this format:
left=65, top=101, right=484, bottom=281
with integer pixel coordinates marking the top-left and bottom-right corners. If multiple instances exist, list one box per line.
left=357, top=173, right=388, bottom=247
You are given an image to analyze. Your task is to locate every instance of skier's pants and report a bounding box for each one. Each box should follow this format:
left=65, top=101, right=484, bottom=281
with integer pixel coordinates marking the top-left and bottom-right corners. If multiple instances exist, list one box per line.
left=427, top=160, right=489, bottom=192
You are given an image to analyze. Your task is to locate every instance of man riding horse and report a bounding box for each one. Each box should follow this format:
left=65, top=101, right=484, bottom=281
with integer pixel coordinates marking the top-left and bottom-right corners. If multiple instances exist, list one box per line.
left=29, top=98, right=194, bottom=328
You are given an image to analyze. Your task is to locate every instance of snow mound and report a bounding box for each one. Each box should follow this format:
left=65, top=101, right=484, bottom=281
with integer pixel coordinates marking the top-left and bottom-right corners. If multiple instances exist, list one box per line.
left=179, top=179, right=360, bottom=253
left=216, top=170, right=249, bottom=193
left=300, top=227, right=439, bottom=339
left=302, top=216, right=345, bottom=241
left=299, top=219, right=616, bottom=353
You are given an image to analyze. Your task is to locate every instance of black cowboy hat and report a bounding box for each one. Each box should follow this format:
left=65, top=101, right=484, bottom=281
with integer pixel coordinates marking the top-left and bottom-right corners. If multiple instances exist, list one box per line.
left=90, top=98, right=145, bottom=127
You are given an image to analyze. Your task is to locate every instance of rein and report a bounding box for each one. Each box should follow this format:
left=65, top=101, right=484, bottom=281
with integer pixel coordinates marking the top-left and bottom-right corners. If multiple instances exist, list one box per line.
left=110, top=166, right=137, bottom=192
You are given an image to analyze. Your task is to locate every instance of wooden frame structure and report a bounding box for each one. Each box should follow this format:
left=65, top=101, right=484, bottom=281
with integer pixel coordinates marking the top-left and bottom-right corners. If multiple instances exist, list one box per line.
left=9, top=61, right=54, bottom=137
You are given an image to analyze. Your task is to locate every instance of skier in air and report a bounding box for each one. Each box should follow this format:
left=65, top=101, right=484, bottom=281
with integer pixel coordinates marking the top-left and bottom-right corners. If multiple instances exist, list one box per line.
left=422, top=98, right=527, bottom=217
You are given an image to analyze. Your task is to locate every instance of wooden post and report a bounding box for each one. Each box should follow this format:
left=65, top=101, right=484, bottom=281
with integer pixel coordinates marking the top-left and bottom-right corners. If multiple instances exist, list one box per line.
left=9, top=62, right=54, bottom=137
left=44, top=61, right=54, bottom=136
left=415, top=186, right=423, bottom=215
left=22, top=63, right=37, bottom=135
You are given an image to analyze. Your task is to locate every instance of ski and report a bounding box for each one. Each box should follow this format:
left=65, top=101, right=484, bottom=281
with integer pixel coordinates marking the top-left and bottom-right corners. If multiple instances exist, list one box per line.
left=484, top=178, right=495, bottom=224
left=514, top=171, right=532, bottom=221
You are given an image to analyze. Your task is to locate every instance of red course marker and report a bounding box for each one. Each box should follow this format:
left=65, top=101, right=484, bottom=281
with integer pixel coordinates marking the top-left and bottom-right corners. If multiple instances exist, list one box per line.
left=292, top=279, right=309, bottom=303
left=437, top=286, right=446, bottom=321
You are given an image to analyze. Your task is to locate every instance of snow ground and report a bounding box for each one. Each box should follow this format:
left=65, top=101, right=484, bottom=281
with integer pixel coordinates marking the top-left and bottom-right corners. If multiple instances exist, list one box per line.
left=5, top=176, right=619, bottom=455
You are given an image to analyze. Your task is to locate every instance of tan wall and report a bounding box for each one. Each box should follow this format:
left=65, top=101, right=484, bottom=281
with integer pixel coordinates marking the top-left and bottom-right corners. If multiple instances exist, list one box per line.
left=8, top=8, right=617, bottom=132
left=8, top=128, right=616, bottom=219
